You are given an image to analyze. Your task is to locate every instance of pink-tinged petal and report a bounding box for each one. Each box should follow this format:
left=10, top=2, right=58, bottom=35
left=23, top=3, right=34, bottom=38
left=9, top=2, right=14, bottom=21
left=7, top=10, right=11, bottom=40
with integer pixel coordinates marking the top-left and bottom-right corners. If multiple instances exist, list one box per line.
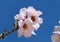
left=19, top=7, right=27, bottom=14
left=37, top=18, right=43, bottom=24
left=23, top=29, right=32, bottom=38
left=33, top=17, right=43, bottom=25
left=24, top=18, right=36, bottom=30
left=32, top=31, right=36, bottom=35
left=27, top=25, right=35, bottom=31
left=19, top=14, right=26, bottom=20
left=27, top=6, right=36, bottom=12
left=14, top=14, right=20, bottom=20
left=35, top=23, right=40, bottom=29
left=24, top=18, right=33, bottom=25
left=14, top=14, right=25, bottom=20
left=26, top=6, right=43, bottom=17
left=18, top=20, right=23, bottom=27
left=18, top=28, right=23, bottom=38
left=36, top=11, right=43, bottom=16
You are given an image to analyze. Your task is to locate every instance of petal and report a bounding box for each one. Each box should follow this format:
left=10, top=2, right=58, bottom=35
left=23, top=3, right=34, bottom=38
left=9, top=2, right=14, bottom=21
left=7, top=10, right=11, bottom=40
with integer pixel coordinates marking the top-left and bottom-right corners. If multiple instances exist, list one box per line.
left=19, top=14, right=26, bottom=20
left=33, top=11, right=42, bottom=17
left=23, top=30, right=32, bottom=38
left=24, top=18, right=36, bottom=30
left=27, top=6, right=36, bottom=12
left=19, top=7, right=27, bottom=14
left=14, top=14, right=20, bottom=20
left=32, top=24, right=39, bottom=30
left=18, top=20, right=23, bottom=27
left=28, top=25, right=35, bottom=31
left=36, top=11, right=43, bottom=16
left=35, top=23, right=40, bottom=28
left=14, top=14, right=26, bottom=20
left=23, top=25, right=35, bottom=38
left=32, top=31, right=36, bottom=35
left=18, top=28, right=23, bottom=38
left=32, top=23, right=40, bottom=30
left=27, top=6, right=42, bottom=17
left=37, top=18, right=43, bottom=24
left=24, top=18, right=33, bottom=25
left=33, top=17, right=43, bottom=25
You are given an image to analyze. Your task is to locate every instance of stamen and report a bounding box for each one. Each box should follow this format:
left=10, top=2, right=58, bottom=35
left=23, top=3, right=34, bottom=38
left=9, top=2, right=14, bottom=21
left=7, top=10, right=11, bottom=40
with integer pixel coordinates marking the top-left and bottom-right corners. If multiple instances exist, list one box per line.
left=31, top=16, right=36, bottom=22
left=23, top=23, right=28, bottom=30
left=25, top=15, right=27, bottom=18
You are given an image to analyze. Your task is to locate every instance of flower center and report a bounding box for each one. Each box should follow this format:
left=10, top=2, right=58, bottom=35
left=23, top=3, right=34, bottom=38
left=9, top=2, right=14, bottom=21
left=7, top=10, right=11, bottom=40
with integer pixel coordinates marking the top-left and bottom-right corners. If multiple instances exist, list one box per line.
left=23, top=23, right=28, bottom=30
left=25, top=15, right=28, bottom=18
left=31, top=16, right=36, bottom=22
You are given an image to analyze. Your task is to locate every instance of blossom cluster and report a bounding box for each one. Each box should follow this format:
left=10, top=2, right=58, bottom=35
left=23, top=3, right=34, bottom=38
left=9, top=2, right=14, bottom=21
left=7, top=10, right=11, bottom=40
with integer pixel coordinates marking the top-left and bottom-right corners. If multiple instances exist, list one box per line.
left=14, top=6, right=43, bottom=38
left=51, top=21, right=60, bottom=42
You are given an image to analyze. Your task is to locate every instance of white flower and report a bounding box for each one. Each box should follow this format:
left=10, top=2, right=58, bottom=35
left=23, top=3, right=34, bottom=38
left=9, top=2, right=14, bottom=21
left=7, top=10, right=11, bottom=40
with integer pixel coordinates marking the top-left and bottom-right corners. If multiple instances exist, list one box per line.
left=18, top=18, right=36, bottom=38
left=14, top=6, right=43, bottom=38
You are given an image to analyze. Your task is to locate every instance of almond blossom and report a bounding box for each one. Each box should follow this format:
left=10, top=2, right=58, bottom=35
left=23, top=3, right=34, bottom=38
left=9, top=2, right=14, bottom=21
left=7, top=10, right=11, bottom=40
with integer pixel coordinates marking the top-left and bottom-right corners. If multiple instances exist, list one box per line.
left=14, top=6, right=43, bottom=38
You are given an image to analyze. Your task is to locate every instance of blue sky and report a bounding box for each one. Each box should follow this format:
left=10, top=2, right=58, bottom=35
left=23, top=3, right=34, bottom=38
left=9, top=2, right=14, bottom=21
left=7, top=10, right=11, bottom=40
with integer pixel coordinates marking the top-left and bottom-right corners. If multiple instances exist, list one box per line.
left=0, top=0, right=60, bottom=42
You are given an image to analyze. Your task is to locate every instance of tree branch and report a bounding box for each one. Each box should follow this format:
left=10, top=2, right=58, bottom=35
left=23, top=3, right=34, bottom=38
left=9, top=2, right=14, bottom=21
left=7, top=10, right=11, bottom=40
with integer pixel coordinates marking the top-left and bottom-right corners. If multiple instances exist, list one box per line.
left=0, top=20, right=19, bottom=39
left=0, top=27, right=18, bottom=39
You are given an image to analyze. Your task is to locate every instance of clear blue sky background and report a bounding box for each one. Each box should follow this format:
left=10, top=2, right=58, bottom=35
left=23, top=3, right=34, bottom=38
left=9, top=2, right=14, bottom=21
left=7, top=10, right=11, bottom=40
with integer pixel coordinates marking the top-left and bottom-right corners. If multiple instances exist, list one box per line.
left=0, top=0, right=60, bottom=42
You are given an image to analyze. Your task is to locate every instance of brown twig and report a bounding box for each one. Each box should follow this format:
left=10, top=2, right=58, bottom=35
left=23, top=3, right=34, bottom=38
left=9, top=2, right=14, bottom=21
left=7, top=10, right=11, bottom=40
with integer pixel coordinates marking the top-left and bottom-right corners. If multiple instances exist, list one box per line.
left=0, top=27, right=18, bottom=39
left=0, top=20, right=19, bottom=39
